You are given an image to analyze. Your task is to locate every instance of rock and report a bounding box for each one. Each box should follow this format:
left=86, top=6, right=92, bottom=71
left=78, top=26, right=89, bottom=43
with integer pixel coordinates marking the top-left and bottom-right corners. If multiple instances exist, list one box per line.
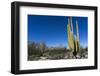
left=40, top=56, right=47, bottom=60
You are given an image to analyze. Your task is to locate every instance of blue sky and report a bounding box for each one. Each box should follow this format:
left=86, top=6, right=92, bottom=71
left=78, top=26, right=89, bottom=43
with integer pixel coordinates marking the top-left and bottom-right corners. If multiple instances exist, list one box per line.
left=28, top=15, right=88, bottom=48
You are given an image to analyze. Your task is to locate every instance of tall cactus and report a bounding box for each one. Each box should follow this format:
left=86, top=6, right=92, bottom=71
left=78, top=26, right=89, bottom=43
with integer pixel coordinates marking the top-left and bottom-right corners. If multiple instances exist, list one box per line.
left=67, top=18, right=74, bottom=52
left=76, top=20, right=80, bottom=53
left=67, top=17, right=80, bottom=58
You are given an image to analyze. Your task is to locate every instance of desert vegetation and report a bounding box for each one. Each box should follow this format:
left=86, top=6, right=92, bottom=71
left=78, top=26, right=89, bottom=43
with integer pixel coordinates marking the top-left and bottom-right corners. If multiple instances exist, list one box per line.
left=28, top=41, right=88, bottom=61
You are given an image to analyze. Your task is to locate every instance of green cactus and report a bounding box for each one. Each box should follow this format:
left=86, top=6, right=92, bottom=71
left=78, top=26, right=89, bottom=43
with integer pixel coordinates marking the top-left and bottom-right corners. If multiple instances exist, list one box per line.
left=67, top=17, right=80, bottom=58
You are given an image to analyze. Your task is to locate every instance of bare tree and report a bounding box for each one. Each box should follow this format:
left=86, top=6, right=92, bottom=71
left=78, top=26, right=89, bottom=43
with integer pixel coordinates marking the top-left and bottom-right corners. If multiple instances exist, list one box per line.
left=39, top=42, right=46, bottom=54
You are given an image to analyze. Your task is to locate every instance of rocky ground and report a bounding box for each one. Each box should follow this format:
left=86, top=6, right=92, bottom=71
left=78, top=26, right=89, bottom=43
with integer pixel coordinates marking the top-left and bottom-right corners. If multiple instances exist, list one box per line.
left=28, top=49, right=88, bottom=61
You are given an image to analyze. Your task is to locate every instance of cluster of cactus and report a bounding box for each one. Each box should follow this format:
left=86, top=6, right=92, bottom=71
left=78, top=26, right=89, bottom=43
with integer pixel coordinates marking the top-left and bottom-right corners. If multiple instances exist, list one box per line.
left=67, top=17, right=80, bottom=58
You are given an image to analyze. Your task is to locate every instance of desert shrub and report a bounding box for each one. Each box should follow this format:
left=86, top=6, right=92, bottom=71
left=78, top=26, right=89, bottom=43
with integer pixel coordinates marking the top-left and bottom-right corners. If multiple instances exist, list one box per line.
left=28, top=42, right=43, bottom=57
